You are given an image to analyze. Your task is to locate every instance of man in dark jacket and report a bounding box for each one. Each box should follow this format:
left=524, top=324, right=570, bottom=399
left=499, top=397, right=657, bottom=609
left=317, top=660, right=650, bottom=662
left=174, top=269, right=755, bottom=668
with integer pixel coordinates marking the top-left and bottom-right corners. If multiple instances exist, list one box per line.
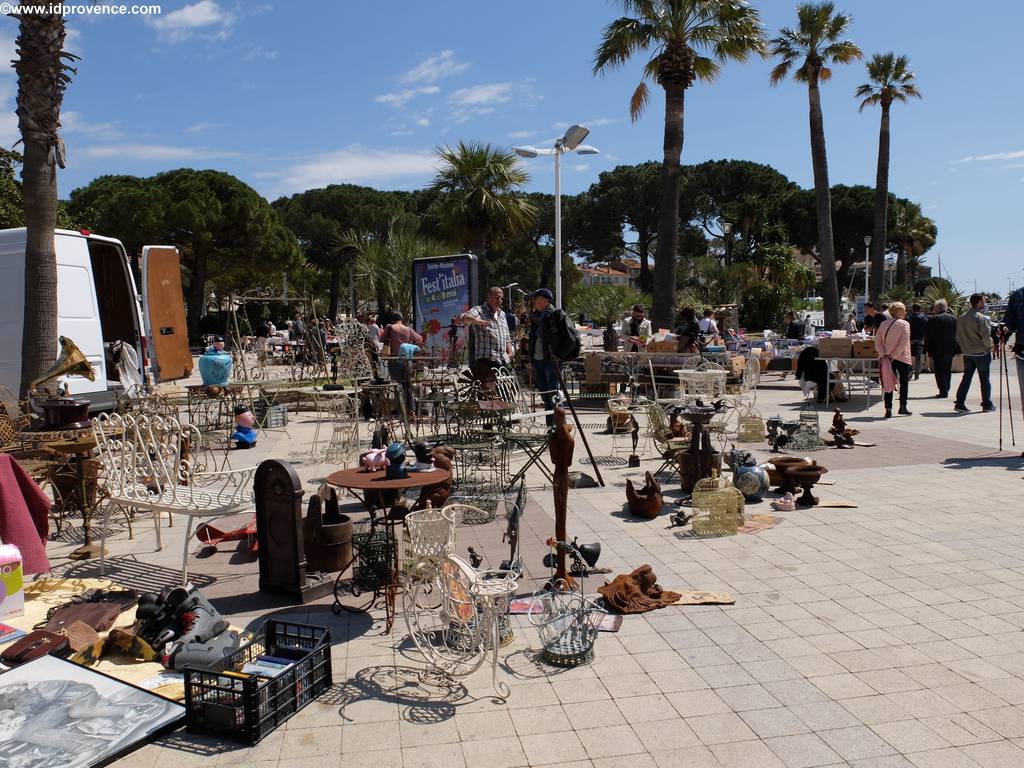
left=923, top=299, right=958, bottom=398
left=908, top=303, right=928, bottom=380
left=528, top=288, right=561, bottom=424
left=1001, top=286, right=1024, bottom=454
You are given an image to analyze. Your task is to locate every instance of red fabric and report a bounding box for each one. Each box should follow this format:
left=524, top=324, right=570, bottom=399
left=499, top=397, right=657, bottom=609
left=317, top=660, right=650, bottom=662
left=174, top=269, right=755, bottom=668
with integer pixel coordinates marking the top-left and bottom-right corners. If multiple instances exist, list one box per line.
left=0, top=454, right=51, bottom=574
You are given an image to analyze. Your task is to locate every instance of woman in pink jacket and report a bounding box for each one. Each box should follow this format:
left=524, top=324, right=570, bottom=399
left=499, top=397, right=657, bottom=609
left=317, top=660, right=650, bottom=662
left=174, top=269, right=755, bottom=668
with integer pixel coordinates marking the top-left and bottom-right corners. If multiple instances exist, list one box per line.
left=876, top=301, right=913, bottom=418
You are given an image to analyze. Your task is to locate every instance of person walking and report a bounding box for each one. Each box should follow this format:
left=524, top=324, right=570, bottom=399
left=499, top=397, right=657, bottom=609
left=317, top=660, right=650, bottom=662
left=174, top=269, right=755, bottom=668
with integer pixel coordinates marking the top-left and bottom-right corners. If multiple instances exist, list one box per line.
left=908, top=303, right=929, bottom=380
left=954, top=293, right=995, bottom=413
left=380, top=311, right=423, bottom=412
left=876, top=302, right=913, bottom=418
left=1001, top=285, right=1024, bottom=456
left=459, top=286, right=514, bottom=390
left=528, top=289, right=562, bottom=425
left=923, top=300, right=957, bottom=398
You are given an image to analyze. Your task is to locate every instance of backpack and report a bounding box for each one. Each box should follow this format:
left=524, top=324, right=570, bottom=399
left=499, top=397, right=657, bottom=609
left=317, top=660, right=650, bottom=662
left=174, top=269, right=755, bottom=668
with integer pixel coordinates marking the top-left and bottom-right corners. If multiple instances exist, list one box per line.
left=549, top=309, right=581, bottom=362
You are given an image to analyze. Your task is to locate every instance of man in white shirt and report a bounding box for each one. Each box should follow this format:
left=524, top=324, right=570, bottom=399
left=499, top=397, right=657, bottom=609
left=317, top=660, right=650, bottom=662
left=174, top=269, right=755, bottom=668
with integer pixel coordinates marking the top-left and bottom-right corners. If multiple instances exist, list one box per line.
left=619, top=304, right=652, bottom=352
left=698, top=308, right=719, bottom=338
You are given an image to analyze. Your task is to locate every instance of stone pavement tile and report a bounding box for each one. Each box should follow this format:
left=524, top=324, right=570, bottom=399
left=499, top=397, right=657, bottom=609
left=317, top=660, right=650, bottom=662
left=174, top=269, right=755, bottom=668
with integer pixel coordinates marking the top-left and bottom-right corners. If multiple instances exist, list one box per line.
left=634, top=650, right=689, bottom=673
left=651, top=667, right=710, bottom=693
left=666, top=688, right=732, bottom=717
left=519, top=731, right=588, bottom=765
left=562, top=700, right=626, bottom=729
left=920, top=714, right=1002, bottom=747
left=660, top=628, right=716, bottom=649
left=739, top=707, right=812, bottom=739
left=684, top=712, right=756, bottom=745
left=630, top=717, right=701, bottom=751
left=811, top=672, right=878, bottom=700
left=856, top=668, right=926, bottom=694
left=678, top=644, right=736, bottom=668
left=905, top=747, right=984, bottom=767
left=786, top=653, right=849, bottom=678
left=832, top=649, right=896, bottom=673
left=696, top=663, right=757, bottom=688
left=849, top=756, right=916, bottom=768
left=454, top=710, right=517, bottom=742
left=115, top=744, right=159, bottom=768
left=818, top=725, right=898, bottom=761
left=593, top=755, right=658, bottom=768
left=599, top=672, right=660, bottom=698
left=763, top=678, right=831, bottom=706
left=343, top=720, right=402, bottom=753
left=945, top=659, right=1014, bottom=683
left=842, top=695, right=913, bottom=726
left=552, top=676, right=610, bottom=704
left=336, top=694, right=401, bottom=724
left=746, top=621, right=799, bottom=642
left=510, top=704, right=571, bottom=735
left=715, top=682, right=782, bottom=711
left=613, top=693, right=678, bottom=724
left=767, top=637, right=823, bottom=659
left=327, top=749, right=402, bottom=768
left=590, top=653, right=645, bottom=677
left=978, top=678, right=1024, bottom=705
left=399, top=718, right=460, bottom=748
left=791, top=700, right=862, bottom=731
left=721, top=640, right=780, bottom=663
left=506, top=682, right=559, bottom=709
left=620, top=633, right=673, bottom=654
left=933, top=683, right=1009, bottom=711
left=885, top=690, right=961, bottom=719
left=970, top=708, right=1024, bottom=739
left=765, top=733, right=844, bottom=768
left=711, top=739, right=787, bottom=767
left=872, top=719, right=953, bottom=754
left=576, top=724, right=645, bottom=759
left=742, top=658, right=804, bottom=683
left=902, top=664, right=971, bottom=689
left=402, top=742, right=466, bottom=768
left=650, top=745, right=720, bottom=768
left=461, top=736, right=528, bottom=768
left=960, top=740, right=1024, bottom=768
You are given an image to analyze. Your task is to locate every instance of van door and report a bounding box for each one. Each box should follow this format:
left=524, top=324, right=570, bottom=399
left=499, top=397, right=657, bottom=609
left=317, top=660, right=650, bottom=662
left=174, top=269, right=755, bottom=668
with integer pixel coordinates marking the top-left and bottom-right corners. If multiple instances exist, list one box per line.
left=56, top=233, right=106, bottom=394
left=142, top=246, right=192, bottom=382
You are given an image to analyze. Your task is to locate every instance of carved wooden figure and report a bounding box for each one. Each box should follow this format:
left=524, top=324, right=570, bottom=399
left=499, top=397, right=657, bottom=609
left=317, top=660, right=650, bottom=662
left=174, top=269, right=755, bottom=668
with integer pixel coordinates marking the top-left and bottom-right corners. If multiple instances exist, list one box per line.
left=548, top=404, right=575, bottom=587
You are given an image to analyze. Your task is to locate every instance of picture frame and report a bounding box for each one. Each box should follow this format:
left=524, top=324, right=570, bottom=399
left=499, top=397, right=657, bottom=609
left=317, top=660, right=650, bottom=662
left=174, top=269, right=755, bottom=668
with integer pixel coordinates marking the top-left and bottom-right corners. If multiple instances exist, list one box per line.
left=0, top=654, right=185, bottom=768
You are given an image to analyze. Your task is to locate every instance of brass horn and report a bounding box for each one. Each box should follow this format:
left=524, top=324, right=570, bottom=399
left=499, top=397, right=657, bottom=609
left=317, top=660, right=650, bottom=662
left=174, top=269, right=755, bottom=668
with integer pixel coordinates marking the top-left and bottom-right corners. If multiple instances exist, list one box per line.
left=30, top=336, right=96, bottom=393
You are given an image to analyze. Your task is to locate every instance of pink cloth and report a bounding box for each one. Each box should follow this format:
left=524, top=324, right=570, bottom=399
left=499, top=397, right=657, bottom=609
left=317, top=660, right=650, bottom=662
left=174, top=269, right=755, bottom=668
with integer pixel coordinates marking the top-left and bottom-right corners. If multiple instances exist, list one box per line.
left=0, top=453, right=51, bottom=574
left=876, top=318, right=911, bottom=395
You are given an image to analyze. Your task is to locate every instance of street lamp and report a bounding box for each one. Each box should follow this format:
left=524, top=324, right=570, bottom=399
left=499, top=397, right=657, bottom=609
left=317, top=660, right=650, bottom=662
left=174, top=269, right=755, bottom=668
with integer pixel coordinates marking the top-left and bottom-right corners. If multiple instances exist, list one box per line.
left=863, top=235, right=871, bottom=302
left=514, top=124, right=601, bottom=308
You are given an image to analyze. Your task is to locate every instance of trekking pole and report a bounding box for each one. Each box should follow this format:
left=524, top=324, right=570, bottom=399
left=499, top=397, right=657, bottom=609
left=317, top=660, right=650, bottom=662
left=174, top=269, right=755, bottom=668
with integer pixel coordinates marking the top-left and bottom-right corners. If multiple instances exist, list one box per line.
left=999, top=334, right=1005, bottom=451
left=1003, top=331, right=1016, bottom=446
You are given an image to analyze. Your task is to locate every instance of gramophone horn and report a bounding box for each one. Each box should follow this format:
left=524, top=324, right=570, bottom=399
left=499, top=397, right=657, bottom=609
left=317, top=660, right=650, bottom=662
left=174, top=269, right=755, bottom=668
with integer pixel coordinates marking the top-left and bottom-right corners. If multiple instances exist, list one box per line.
left=30, top=336, right=96, bottom=392
left=578, top=543, right=602, bottom=569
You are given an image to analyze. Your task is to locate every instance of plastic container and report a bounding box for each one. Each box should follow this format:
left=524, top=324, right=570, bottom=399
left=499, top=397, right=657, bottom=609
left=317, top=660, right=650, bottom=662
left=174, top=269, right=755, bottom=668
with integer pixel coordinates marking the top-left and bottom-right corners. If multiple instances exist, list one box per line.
left=184, top=621, right=331, bottom=745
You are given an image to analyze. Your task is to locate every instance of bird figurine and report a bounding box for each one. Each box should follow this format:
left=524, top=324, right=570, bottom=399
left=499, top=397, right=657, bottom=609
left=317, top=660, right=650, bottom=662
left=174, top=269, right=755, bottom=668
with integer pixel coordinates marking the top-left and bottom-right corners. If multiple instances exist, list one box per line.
left=626, top=472, right=664, bottom=519
left=669, top=509, right=695, bottom=528
left=828, top=408, right=858, bottom=448
left=771, top=492, right=796, bottom=512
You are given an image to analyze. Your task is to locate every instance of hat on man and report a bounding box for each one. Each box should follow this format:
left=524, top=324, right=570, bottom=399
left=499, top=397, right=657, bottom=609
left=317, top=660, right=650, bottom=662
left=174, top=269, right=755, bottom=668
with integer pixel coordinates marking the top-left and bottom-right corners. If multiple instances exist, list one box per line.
left=532, top=288, right=554, bottom=301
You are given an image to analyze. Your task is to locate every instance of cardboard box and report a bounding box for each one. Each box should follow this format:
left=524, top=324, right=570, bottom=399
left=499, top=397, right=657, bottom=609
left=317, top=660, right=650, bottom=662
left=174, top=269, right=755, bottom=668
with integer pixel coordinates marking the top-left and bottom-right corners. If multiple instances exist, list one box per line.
left=0, top=544, right=24, bottom=620
left=852, top=339, right=877, bottom=359
left=817, top=338, right=852, bottom=358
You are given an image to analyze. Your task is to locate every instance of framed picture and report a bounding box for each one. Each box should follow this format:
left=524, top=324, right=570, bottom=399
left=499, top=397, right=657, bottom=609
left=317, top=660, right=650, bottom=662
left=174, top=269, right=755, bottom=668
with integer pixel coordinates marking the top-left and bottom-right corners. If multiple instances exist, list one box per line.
left=0, top=654, right=185, bottom=768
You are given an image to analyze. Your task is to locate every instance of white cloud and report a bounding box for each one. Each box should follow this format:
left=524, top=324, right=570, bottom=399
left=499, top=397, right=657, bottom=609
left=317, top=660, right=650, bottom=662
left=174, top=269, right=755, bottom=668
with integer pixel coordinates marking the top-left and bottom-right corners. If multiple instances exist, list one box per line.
left=399, top=50, right=469, bottom=84
left=957, top=149, right=1024, bottom=163
left=243, top=44, right=277, bottom=61
left=449, top=83, right=515, bottom=106
left=1005, top=162, right=1024, bottom=169
left=416, top=117, right=430, bottom=128
left=554, top=117, right=617, bottom=130
left=147, top=0, right=234, bottom=43
left=65, top=28, right=83, bottom=55
left=508, top=130, right=535, bottom=139
left=77, top=143, right=241, bottom=161
left=184, top=122, right=218, bottom=133
left=572, top=163, right=590, bottom=172
left=271, top=145, right=439, bottom=195
left=62, top=111, right=122, bottom=140
left=375, top=85, right=440, bottom=109
left=391, top=129, right=413, bottom=136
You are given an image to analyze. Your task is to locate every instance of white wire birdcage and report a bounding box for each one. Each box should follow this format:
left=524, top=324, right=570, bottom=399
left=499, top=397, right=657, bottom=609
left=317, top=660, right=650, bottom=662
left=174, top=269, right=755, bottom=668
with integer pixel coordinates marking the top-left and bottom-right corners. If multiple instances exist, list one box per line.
left=406, top=506, right=456, bottom=560
left=527, top=584, right=607, bottom=667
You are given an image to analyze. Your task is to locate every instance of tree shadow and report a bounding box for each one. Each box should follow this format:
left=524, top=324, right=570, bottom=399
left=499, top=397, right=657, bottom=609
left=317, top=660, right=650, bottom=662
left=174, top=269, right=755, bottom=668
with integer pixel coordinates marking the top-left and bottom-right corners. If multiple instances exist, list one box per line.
left=942, top=454, right=1023, bottom=471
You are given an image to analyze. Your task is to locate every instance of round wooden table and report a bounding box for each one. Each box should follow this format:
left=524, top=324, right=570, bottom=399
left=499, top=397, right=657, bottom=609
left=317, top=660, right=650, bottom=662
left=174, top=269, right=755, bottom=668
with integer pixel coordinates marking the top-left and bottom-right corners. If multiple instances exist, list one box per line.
left=325, top=466, right=451, bottom=499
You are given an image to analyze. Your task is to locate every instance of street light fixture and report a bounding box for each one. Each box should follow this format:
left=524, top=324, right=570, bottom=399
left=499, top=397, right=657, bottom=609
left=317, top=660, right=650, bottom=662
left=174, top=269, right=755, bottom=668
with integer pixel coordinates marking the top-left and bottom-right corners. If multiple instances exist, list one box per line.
left=514, top=124, right=601, bottom=308
left=863, top=235, right=871, bottom=303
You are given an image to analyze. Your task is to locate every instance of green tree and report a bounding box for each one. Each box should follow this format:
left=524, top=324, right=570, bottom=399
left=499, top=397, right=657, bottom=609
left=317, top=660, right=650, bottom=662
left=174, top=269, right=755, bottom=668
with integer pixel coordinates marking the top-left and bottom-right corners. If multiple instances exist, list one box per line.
left=0, top=149, right=25, bottom=229
left=770, top=1, right=862, bottom=329
left=889, top=199, right=936, bottom=285
left=856, top=52, right=922, bottom=300
left=12, top=8, right=78, bottom=395
left=593, top=0, right=766, bottom=330
left=430, top=141, right=535, bottom=293
left=570, top=283, right=650, bottom=350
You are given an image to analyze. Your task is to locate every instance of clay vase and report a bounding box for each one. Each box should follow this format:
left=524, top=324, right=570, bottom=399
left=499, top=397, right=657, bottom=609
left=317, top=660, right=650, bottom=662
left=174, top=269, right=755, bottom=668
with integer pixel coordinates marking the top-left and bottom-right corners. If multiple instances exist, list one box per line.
left=785, top=465, right=829, bottom=506
left=767, top=457, right=814, bottom=494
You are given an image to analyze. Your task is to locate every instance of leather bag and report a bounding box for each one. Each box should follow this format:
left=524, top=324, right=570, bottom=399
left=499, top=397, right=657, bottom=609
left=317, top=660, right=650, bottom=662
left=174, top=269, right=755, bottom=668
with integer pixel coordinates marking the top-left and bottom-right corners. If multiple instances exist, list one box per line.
left=43, top=601, right=121, bottom=633
left=0, top=630, right=71, bottom=665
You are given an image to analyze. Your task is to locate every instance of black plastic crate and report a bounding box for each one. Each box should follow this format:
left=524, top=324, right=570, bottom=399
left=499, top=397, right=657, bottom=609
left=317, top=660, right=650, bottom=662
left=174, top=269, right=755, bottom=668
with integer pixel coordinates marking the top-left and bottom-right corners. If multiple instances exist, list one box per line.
left=184, top=621, right=332, bottom=745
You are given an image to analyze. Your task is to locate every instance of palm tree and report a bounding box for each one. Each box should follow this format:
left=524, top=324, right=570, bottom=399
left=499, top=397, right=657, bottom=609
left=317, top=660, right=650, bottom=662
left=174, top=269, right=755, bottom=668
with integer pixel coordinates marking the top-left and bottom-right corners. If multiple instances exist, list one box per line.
left=770, top=2, right=861, bottom=329
left=889, top=200, right=936, bottom=285
left=430, top=141, right=535, bottom=291
left=593, top=0, right=766, bottom=330
left=13, top=9, right=78, bottom=395
left=856, top=52, right=921, bottom=300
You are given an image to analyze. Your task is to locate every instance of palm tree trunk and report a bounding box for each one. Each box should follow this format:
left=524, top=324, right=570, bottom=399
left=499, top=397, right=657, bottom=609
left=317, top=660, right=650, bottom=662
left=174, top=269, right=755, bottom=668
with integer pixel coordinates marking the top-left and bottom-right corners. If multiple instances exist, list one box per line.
left=15, top=12, right=70, bottom=396
left=869, top=102, right=891, bottom=301
left=652, top=84, right=685, bottom=330
left=807, top=77, right=840, bottom=329
left=637, top=231, right=652, bottom=293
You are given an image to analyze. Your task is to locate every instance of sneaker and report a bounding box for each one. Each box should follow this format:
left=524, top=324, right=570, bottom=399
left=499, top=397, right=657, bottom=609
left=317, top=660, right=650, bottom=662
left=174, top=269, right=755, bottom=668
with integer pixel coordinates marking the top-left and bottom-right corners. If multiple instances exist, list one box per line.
left=954, top=403, right=969, bottom=412
left=982, top=404, right=997, bottom=412
left=898, top=407, right=912, bottom=416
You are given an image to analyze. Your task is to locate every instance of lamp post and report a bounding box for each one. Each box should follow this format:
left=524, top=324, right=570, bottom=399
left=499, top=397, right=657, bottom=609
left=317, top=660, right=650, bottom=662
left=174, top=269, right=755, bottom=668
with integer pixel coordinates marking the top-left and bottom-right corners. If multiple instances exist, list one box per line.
left=723, top=222, right=733, bottom=267
left=863, top=235, right=871, bottom=302
left=514, top=125, right=600, bottom=309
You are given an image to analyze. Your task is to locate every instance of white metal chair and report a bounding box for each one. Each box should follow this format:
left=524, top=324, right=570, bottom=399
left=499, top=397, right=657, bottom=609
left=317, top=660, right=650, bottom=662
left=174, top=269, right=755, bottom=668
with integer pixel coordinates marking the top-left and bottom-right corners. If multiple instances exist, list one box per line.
left=92, top=412, right=256, bottom=585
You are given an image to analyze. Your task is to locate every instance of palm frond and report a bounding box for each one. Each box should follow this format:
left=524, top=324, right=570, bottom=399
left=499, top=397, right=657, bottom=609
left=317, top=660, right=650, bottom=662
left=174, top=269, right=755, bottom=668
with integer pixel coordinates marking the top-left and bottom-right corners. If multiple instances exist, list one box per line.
left=629, top=81, right=650, bottom=122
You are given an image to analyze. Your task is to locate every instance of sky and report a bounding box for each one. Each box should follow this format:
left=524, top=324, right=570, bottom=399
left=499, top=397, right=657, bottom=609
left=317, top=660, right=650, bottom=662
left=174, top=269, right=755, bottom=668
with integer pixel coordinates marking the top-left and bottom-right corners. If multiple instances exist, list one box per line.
left=1, top=0, right=1021, bottom=295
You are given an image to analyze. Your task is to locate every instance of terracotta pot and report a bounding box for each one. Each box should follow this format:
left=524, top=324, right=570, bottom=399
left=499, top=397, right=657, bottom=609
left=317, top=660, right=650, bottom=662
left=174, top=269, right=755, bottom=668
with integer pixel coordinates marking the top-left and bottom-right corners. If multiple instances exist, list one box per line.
left=766, top=457, right=814, bottom=492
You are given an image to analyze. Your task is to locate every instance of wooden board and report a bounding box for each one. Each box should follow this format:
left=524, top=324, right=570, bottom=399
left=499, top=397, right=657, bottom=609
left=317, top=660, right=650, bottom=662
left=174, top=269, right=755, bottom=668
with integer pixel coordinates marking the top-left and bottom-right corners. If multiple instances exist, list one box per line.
left=143, top=246, right=192, bottom=381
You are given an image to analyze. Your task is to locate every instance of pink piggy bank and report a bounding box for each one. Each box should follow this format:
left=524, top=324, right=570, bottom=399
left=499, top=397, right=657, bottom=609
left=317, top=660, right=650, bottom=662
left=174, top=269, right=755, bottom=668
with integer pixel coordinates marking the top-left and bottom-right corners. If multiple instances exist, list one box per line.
left=361, top=448, right=387, bottom=471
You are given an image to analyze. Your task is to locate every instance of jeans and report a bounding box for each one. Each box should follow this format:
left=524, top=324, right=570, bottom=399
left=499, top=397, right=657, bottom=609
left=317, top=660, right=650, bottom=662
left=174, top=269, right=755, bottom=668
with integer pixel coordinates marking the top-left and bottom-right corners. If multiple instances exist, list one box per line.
left=884, top=360, right=911, bottom=411
left=932, top=353, right=953, bottom=396
left=955, top=353, right=993, bottom=408
left=911, top=342, right=924, bottom=379
left=531, top=358, right=560, bottom=426
left=1017, top=355, right=1024, bottom=411
left=387, top=359, right=415, bottom=414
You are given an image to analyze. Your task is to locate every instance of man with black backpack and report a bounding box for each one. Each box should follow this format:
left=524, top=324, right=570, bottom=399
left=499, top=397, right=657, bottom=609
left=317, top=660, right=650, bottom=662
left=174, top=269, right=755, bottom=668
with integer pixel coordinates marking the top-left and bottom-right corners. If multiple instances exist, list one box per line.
left=528, top=288, right=580, bottom=425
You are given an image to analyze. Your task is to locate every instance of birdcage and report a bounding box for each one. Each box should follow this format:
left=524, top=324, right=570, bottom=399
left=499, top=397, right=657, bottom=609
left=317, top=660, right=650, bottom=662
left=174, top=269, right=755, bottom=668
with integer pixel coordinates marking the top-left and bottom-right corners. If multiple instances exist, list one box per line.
left=404, top=506, right=456, bottom=580
left=528, top=585, right=606, bottom=667
left=691, top=470, right=745, bottom=536
left=736, top=405, right=766, bottom=443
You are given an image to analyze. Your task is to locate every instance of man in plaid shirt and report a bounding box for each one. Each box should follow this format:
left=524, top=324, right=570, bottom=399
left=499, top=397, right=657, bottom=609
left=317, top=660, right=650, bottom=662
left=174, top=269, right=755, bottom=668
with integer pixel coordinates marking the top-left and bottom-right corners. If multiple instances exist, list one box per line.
left=459, top=286, right=513, bottom=387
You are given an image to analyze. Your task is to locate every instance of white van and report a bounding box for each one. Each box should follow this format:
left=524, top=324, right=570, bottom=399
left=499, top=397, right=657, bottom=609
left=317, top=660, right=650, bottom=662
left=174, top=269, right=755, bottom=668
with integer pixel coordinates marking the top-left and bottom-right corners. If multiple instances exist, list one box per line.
left=0, top=227, right=193, bottom=408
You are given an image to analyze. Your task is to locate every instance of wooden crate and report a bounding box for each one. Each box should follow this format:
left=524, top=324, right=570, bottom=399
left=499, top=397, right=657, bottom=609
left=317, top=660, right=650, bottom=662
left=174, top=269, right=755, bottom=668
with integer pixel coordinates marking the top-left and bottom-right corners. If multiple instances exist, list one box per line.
left=851, top=340, right=876, bottom=359
left=817, top=338, right=852, bottom=358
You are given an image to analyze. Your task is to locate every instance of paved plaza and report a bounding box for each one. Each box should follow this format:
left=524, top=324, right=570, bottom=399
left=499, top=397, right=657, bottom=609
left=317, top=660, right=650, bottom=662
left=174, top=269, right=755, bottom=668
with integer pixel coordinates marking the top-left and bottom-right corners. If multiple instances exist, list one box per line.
left=45, top=365, right=1024, bottom=768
